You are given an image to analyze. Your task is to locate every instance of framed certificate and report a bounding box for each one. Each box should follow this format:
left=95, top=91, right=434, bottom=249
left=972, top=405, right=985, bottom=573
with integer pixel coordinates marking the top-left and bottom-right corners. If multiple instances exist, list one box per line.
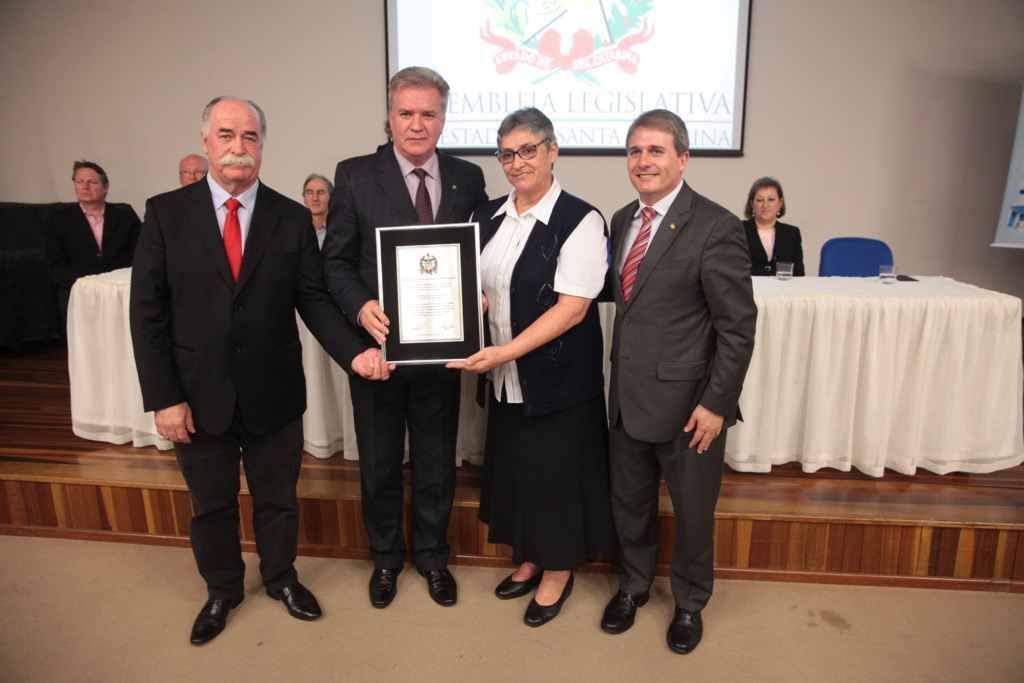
left=375, top=222, right=484, bottom=364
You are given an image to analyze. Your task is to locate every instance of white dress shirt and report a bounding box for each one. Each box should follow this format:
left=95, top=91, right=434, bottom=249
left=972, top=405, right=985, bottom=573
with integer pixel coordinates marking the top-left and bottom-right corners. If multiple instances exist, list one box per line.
left=207, top=174, right=260, bottom=253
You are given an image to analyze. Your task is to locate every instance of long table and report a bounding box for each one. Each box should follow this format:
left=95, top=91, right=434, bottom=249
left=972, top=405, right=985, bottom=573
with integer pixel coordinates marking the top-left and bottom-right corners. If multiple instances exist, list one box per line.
left=67, top=270, right=1023, bottom=476
left=66, top=268, right=486, bottom=463
left=729, top=276, right=1024, bottom=475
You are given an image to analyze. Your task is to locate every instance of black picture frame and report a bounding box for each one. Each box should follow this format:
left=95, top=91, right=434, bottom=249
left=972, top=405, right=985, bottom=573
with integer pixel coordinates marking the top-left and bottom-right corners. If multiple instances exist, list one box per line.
left=376, top=222, right=483, bottom=364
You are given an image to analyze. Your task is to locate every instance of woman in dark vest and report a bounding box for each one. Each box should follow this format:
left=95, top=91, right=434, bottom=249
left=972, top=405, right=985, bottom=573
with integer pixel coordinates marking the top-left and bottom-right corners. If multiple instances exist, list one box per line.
left=448, top=108, right=614, bottom=627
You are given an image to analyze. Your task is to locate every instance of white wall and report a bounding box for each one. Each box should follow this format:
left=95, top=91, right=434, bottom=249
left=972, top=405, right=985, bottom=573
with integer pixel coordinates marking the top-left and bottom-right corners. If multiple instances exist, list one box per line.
left=2, top=0, right=1023, bottom=297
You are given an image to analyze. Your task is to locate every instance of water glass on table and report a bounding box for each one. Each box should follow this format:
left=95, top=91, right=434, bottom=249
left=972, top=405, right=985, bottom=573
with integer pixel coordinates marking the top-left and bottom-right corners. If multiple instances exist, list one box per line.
left=879, top=264, right=897, bottom=284
left=776, top=262, right=794, bottom=280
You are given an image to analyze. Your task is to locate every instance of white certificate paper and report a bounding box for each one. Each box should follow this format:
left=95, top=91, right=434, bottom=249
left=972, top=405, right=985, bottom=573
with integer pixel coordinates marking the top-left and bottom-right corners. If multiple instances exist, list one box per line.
left=395, top=243, right=464, bottom=344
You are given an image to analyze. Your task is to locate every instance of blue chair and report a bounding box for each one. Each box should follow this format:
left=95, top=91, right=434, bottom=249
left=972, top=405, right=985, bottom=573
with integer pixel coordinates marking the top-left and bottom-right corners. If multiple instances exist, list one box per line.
left=818, top=237, right=893, bottom=276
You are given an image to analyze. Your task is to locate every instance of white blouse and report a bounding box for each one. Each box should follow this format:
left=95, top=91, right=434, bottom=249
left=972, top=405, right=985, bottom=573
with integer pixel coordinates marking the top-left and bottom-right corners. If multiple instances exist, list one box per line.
left=479, top=178, right=607, bottom=403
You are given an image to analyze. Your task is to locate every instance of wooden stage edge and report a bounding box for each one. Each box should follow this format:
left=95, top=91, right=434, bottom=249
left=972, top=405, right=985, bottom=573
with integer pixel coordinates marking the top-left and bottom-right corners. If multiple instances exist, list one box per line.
left=2, top=345, right=1023, bottom=593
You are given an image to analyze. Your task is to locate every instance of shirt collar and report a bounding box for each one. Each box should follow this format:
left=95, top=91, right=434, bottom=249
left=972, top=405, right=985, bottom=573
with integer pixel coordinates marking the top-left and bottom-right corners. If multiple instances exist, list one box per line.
left=635, top=179, right=685, bottom=218
left=207, top=173, right=260, bottom=211
left=79, top=202, right=105, bottom=219
left=393, top=144, right=440, bottom=180
left=491, top=177, right=562, bottom=223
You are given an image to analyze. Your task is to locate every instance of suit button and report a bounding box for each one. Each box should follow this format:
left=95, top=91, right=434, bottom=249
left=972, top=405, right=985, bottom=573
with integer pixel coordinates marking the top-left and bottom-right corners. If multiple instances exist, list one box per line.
left=233, top=303, right=242, bottom=311
left=623, top=318, right=630, bottom=325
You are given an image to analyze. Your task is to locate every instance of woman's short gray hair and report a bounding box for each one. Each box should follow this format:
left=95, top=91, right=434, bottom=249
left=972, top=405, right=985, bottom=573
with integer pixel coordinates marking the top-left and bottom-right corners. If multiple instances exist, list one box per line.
left=497, top=107, right=556, bottom=149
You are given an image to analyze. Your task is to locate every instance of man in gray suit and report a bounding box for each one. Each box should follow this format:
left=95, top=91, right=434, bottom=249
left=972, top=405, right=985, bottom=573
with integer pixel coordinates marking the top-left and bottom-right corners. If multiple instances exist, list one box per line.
left=601, top=110, right=756, bottom=654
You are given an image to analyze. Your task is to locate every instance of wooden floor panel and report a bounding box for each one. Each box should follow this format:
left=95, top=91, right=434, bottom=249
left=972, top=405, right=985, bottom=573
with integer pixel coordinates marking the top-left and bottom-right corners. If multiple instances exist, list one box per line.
left=2, top=345, right=1022, bottom=591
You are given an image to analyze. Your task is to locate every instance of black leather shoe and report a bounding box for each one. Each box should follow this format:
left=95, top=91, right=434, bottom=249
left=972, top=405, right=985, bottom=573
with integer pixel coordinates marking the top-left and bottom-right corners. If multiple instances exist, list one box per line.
left=495, top=570, right=543, bottom=600
left=369, top=567, right=403, bottom=608
left=524, top=573, right=574, bottom=627
left=667, top=608, right=703, bottom=654
left=600, top=590, right=650, bottom=634
left=419, top=567, right=457, bottom=606
left=268, top=582, right=322, bottom=621
left=190, top=595, right=243, bottom=645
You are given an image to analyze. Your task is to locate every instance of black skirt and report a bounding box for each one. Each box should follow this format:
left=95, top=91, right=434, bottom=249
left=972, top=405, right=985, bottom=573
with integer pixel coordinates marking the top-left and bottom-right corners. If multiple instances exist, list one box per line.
left=479, top=393, right=615, bottom=570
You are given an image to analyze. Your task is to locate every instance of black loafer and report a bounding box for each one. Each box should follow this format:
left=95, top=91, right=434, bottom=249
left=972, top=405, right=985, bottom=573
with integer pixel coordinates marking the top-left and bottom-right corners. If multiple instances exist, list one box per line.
left=268, top=581, right=322, bottom=621
left=495, top=570, right=543, bottom=600
left=190, top=595, right=243, bottom=645
left=601, top=590, right=650, bottom=634
left=667, top=608, right=703, bottom=654
left=369, top=567, right=403, bottom=608
left=524, top=573, right=573, bottom=627
left=419, top=567, right=457, bottom=607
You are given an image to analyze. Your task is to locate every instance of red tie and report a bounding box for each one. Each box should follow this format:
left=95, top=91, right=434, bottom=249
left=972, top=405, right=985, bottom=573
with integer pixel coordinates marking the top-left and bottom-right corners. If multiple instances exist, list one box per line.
left=223, top=198, right=242, bottom=281
left=620, top=206, right=656, bottom=302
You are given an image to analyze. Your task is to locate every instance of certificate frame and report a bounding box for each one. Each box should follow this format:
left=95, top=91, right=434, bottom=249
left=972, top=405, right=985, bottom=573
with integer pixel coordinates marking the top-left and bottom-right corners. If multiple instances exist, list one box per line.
left=375, top=222, right=483, bottom=364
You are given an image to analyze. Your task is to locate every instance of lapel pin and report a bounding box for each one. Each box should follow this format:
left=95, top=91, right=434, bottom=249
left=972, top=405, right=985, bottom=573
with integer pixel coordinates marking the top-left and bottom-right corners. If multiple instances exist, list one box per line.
left=669, top=223, right=677, bottom=229
left=452, top=184, right=458, bottom=190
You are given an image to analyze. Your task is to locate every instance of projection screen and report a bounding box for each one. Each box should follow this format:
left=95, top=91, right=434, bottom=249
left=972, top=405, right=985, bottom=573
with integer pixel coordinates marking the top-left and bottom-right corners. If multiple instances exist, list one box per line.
left=386, top=0, right=751, bottom=156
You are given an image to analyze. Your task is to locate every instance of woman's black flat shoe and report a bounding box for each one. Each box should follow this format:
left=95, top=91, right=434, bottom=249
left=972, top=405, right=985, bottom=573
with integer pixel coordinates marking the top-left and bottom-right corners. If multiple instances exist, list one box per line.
left=524, top=573, right=574, bottom=627
left=495, top=570, right=543, bottom=600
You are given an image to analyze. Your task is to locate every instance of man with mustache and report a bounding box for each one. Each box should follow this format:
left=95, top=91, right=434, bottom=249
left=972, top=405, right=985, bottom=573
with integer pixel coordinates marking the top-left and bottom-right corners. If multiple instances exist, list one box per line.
left=130, top=96, right=394, bottom=645
left=322, top=67, right=487, bottom=609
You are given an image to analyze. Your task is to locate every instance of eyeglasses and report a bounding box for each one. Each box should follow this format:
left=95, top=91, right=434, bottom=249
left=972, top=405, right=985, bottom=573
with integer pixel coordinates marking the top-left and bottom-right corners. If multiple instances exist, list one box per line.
left=494, top=138, right=550, bottom=164
left=179, top=170, right=206, bottom=177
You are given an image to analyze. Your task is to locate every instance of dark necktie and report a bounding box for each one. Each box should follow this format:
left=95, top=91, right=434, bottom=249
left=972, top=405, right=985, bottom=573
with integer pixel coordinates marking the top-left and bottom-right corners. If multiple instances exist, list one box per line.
left=412, top=168, right=433, bottom=225
left=223, top=198, right=242, bottom=281
left=620, top=206, right=656, bottom=302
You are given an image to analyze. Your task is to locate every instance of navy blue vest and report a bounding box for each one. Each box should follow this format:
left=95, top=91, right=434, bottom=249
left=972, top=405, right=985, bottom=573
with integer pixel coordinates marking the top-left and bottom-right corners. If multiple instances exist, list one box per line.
left=477, top=190, right=607, bottom=417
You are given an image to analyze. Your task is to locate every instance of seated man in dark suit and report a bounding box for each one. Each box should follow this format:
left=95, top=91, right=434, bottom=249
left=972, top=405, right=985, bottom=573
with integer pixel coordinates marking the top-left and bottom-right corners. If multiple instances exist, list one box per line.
left=44, top=160, right=141, bottom=321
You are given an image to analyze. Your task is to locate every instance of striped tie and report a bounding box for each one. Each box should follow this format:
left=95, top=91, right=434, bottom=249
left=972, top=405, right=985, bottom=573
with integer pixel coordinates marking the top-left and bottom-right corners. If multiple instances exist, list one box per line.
left=620, top=206, right=656, bottom=302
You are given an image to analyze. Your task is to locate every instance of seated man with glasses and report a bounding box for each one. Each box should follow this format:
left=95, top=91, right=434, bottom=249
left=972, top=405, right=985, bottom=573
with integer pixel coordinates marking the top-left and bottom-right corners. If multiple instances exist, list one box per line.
left=178, top=154, right=208, bottom=186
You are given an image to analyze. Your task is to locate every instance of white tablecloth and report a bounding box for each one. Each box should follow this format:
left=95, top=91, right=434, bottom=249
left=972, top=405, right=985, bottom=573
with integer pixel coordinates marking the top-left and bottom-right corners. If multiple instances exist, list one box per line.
left=728, top=276, right=1024, bottom=475
left=67, top=268, right=486, bottom=463
left=68, top=270, right=1023, bottom=476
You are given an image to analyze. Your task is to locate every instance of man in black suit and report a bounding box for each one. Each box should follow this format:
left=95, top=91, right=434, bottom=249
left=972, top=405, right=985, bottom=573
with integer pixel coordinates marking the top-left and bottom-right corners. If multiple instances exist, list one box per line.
left=44, top=160, right=141, bottom=321
left=130, top=96, right=393, bottom=646
left=322, top=67, right=487, bottom=609
left=601, top=110, right=756, bottom=654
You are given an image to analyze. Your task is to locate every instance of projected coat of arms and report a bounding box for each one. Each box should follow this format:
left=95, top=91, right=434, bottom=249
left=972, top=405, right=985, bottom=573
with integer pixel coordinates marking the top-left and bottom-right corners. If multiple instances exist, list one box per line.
left=480, top=0, right=655, bottom=84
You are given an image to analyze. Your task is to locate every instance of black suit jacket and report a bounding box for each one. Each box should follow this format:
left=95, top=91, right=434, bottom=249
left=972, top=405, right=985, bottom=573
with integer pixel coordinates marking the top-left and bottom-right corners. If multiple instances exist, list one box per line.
left=742, top=219, right=804, bottom=276
left=129, top=179, right=367, bottom=435
left=44, top=201, right=140, bottom=302
left=321, top=142, right=487, bottom=335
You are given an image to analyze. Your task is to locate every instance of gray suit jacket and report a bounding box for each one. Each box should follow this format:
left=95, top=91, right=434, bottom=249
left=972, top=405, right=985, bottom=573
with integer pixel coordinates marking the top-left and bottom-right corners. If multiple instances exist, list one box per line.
left=607, top=182, right=757, bottom=443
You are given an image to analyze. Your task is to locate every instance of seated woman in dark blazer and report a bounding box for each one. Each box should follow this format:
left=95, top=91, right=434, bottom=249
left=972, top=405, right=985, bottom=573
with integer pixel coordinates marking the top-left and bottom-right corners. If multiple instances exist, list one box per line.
left=742, top=177, right=804, bottom=276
